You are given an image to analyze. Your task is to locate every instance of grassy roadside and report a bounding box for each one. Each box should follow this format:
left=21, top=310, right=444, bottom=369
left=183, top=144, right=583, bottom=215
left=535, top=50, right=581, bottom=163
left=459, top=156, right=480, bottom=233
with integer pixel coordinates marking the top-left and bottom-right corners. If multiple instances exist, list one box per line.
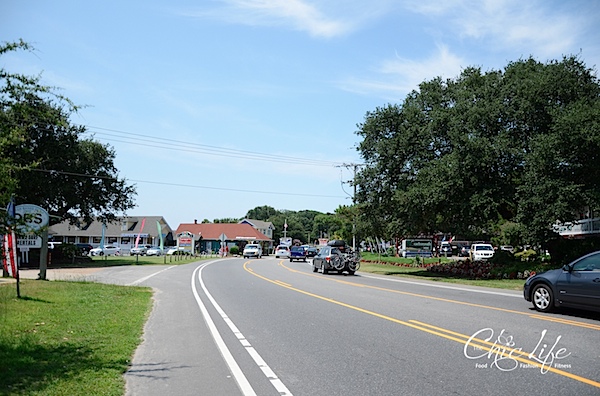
left=0, top=253, right=526, bottom=395
left=359, top=262, right=525, bottom=290
left=56, top=253, right=212, bottom=268
left=0, top=280, right=152, bottom=396
left=358, top=253, right=526, bottom=291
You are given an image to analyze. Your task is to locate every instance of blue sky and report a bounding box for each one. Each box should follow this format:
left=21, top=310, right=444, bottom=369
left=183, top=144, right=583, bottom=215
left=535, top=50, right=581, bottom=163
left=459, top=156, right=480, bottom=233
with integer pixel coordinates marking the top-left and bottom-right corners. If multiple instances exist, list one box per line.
left=2, top=0, right=600, bottom=228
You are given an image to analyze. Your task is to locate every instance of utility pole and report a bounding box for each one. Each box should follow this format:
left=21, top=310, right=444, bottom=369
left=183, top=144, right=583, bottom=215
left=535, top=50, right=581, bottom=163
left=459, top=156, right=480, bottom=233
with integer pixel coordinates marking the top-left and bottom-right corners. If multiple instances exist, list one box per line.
left=337, top=163, right=363, bottom=251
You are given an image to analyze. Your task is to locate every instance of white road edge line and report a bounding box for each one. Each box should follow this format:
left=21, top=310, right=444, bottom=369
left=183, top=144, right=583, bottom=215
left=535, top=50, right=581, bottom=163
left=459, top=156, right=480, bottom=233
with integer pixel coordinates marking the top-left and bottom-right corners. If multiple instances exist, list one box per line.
left=359, top=273, right=522, bottom=298
left=191, top=264, right=256, bottom=396
left=194, top=262, right=294, bottom=396
left=126, top=265, right=176, bottom=286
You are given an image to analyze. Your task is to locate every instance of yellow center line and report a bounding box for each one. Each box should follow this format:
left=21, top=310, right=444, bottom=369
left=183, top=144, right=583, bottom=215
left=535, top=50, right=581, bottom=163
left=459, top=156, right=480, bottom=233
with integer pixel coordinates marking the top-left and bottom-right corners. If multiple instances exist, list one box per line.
left=276, top=260, right=600, bottom=331
left=243, top=261, right=600, bottom=390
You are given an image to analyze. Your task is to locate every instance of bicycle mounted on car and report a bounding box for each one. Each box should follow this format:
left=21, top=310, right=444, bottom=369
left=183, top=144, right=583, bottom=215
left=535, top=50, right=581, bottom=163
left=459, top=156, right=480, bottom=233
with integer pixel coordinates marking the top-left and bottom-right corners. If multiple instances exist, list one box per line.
left=312, top=239, right=360, bottom=275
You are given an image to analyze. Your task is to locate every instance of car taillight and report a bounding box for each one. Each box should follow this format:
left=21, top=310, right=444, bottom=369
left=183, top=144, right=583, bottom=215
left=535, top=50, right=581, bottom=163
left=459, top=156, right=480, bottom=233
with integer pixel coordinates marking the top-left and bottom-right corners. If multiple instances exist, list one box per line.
left=326, top=257, right=330, bottom=262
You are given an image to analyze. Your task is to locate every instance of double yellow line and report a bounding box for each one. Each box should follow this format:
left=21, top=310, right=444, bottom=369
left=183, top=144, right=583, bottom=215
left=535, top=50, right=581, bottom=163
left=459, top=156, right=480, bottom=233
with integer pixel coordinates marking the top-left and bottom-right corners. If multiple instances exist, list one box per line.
left=281, top=260, right=600, bottom=331
left=244, top=261, right=600, bottom=389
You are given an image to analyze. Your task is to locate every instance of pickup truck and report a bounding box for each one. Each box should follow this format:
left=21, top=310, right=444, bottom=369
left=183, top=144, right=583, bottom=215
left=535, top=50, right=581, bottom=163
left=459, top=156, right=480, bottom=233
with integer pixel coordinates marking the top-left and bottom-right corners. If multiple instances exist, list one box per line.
left=289, top=245, right=307, bottom=262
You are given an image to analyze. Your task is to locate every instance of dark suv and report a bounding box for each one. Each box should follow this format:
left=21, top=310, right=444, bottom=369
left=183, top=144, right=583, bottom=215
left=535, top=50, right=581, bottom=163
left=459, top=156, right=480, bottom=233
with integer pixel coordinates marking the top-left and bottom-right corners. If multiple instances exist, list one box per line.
left=312, top=240, right=360, bottom=275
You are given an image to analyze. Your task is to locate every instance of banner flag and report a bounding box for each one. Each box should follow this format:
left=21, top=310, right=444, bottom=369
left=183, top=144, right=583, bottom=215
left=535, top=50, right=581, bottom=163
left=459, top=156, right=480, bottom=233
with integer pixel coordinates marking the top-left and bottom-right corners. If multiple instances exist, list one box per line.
left=134, top=218, right=146, bottom=248
left=100, top=223, right=106, bottom=251
left=3, top=197, right=18, bottom=279
left=156, top=220, right=164, bottom=252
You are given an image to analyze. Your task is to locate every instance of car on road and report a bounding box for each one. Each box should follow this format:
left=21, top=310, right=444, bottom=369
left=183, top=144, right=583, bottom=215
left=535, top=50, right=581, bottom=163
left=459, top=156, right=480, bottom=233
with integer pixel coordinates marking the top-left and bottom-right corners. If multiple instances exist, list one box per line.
left=131, top=244, right=153, bottom=255
left=289, top=245, right=307, bottom=262
left=312, top=240, right=360, bottom=275
left=524, top=250, right=600, bottom=313
left=275, top=245, right=290, bottom=258
left=470, top=243, right=494, bottom=261
left=146, top=246, right=163, bottom=256
left=306, top=246, right=319, bottom=258
left=312, top=246, right=344, bottom=274
left=243, top=243, right=263, bottom=259
left=90, top=245, right=121, bottom=256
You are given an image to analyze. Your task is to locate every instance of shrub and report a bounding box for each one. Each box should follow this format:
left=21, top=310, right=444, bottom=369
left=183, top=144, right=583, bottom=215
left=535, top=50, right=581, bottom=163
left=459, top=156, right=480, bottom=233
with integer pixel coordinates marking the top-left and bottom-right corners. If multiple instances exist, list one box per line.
left=229, top=245, right=239, bottom=255
left=515, top=249, right=537, bottom=262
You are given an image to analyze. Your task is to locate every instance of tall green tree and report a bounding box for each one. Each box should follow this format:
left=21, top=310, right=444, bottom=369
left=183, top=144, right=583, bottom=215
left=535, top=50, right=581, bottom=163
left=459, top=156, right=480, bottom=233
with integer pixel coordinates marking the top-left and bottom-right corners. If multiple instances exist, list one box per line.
left=355, top=55, right=600, bottom=248
left=1, top=40, right=136, bottom=225
left=245, top=205, right=278, bottom=221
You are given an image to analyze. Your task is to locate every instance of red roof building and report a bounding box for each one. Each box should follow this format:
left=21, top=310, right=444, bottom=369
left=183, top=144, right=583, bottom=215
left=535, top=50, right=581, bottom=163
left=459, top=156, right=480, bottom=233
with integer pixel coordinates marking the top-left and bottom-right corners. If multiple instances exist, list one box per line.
left=174, top=222, right=273, bottom=254
left=175, top=223, right=271, bottom=242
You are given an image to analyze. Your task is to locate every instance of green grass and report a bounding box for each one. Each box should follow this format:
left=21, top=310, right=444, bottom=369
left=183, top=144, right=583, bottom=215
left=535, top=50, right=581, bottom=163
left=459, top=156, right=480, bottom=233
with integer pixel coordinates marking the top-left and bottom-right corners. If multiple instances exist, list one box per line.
left=55, top=253, right=211, bottom=268
left=359, top=253, right=526, bottom=291
left=0, top=280, right=153, bottom=395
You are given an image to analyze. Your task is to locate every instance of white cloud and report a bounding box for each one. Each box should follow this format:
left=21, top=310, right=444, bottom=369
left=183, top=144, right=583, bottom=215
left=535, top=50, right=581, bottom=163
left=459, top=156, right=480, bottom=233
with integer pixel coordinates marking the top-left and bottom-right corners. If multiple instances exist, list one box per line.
left=337, top=45, right=466, bottom=100
left=181, top=0, right=360, bottom=38
left=404, top=0, right=587, bottom=58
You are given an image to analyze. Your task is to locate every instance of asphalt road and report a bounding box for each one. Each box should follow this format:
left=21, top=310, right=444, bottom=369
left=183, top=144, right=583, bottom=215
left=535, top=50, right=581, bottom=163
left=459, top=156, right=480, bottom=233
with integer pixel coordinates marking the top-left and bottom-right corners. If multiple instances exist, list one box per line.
left=38, top=257, right=600, bottom=395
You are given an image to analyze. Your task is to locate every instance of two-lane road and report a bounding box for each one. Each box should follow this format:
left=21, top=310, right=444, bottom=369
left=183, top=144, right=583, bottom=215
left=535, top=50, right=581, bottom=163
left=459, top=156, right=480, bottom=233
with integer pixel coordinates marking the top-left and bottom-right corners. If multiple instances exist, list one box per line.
left=76, top=257, right=600, bottom=395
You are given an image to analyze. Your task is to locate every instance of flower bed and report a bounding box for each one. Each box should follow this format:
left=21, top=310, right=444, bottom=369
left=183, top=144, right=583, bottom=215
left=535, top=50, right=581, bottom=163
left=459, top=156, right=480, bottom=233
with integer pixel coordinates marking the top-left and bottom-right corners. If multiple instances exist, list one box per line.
left=360, top=256, right=545, bottom=280
left=426, top=259, right=536, bottom=280
left=360, top=259, right=435, bottom=268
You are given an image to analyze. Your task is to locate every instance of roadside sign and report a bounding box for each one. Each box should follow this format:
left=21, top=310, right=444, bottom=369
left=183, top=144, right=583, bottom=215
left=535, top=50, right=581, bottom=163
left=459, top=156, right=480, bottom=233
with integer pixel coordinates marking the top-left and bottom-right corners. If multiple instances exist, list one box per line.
left=17, top=234, right=42, bottom=249
left=14, top=204, right=48, bottom=249
left=15, top=204, right=49, bottom=232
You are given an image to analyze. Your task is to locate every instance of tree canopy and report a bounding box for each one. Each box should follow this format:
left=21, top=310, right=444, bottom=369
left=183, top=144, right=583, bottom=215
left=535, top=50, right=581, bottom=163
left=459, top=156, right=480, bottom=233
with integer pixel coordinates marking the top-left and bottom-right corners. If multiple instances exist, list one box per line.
left=354, top=55, right=600, bottom=248
left=243, top=205, right=350, bottom=245
left=1, top=40, right=136, bottom=225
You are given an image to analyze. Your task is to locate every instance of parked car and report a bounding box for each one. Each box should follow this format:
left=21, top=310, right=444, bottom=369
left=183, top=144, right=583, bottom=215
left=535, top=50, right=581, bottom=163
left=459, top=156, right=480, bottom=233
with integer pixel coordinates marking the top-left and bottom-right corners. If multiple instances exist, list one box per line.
left=275, top=245, right=290, bottom=258
left=439, top=242, right=453, bottom=256
left=48, top=241, right=63, bottom=250
left=243, top=243, right=263, bottom=259
left=90, top=245, right=121, bottom=256
left=146, top=247, right=163, bottom=256
left=459, top=245, right=471, bottom=257
left=306, top=247, right=319, bottom=258
left=500, top=245, right=515, bottom=253
left=289, top=245, right=307, bottom=262
left=131, top=244, right=153, bottom=255
left=524, top=250, right=600, bottom=313
left=470, top=243, right=494, bottom=261
left=166, top=246, right=191, bottom=255
left=76, top=243, right=93, bottom=255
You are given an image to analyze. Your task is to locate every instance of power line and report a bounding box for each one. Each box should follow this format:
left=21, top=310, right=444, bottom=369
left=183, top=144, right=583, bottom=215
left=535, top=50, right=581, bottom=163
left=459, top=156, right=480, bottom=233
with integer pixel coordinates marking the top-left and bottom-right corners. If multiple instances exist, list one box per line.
left=81, top=125, right=347, bottom=168
left=28, top=168, right=347, bottom=199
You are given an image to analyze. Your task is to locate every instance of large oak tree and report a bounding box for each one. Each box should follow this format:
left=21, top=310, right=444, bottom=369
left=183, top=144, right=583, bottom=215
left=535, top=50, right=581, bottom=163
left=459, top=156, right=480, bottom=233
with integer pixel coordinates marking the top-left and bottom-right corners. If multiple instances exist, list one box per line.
left=354, top=55, right=600, bottom=249
left=1, top=40, right=136, bottom=226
